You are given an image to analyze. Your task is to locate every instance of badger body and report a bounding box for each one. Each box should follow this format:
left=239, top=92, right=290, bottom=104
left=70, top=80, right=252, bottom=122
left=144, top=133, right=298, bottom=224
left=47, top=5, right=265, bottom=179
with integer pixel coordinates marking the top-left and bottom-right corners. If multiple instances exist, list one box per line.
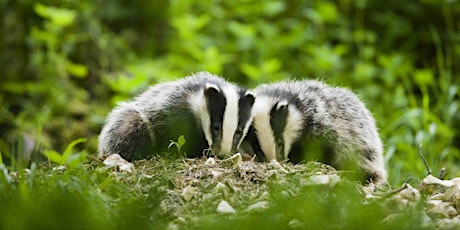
left=241, top=80, right=387, bottom=184
left=98, top=72, right=255, bottom=160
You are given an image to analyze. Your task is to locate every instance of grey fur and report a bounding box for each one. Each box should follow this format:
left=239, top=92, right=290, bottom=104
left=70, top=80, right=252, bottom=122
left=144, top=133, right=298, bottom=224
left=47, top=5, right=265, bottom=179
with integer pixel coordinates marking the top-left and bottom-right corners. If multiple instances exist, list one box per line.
left=98, top=72, right=255, bottom=160
left=240, top=80, right=387, bottom=184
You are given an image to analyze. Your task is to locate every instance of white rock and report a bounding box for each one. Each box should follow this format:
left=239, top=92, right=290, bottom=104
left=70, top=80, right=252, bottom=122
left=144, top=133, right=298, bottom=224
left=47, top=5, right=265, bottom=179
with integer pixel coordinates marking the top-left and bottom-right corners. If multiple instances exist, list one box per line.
left=210, top=169, right=222, bottom=178
left=444, top=182, right=460, bottom=202
left=213, top=182, right=229, bottom=197
left=418, top=174, right=454, bottom=194
left=269, top=160, right=288, bottom=173
left=181, top=185, right=195, bottom=201
left=288, top=219, right=304, bottom=229
left=301, top=174, right=340, bottom=186
left=52, top=165, right=68, bottom=172
left=426, top=200, right=457, bottom=218
left=428, top=193, right=445, bottom=201
left=398, top=184, right=420, bottom=201
left=217, top=200, right=235, bottom=213
left=246, top=201, right=268, bottom=212
left=436, top=216, right=460, bottom=229
left=103, top=154, right=134, bottom=173
left=205, top=157, right=216, bottom=166
left=221, top=153, right=242, bottom=167
left=453, top=192, right=460, bottom=211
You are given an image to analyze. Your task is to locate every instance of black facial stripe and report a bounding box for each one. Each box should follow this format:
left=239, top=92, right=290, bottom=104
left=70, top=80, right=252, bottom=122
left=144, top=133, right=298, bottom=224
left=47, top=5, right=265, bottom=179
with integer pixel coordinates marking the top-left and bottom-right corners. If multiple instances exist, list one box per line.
left=204, top=86, right=226, bottom=148
left=234, top=92, right=255, bottom=147
left=246, top=125, right=266, bottom=162
left=270, top=102, right=289, bottom=141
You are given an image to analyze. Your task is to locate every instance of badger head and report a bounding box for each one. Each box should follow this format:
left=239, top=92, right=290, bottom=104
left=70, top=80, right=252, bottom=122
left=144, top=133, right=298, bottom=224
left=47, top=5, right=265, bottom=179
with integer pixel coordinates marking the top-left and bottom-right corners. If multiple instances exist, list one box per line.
left=190, top=83, right=255, bottom=158
left=249, top=96, right=303, bottom=161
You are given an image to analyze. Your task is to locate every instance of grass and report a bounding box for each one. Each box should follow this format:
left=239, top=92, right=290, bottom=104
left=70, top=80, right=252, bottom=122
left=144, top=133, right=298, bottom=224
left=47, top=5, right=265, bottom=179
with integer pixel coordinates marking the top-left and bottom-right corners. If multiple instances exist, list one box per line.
left=0, top=149, right=441, bottom=230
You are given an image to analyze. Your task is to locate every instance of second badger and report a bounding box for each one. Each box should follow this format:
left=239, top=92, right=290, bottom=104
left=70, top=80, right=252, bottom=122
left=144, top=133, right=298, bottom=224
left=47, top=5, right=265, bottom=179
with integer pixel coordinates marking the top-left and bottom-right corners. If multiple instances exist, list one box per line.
left=98, top=72, right=255, bottom=160
left=240, top=80, right=387, bottom=185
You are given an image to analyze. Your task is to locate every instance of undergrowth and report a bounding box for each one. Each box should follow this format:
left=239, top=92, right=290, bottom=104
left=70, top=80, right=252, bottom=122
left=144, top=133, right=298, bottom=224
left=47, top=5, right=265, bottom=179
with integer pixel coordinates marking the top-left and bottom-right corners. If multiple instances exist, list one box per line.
left=0, top=151, right=433, bottom=230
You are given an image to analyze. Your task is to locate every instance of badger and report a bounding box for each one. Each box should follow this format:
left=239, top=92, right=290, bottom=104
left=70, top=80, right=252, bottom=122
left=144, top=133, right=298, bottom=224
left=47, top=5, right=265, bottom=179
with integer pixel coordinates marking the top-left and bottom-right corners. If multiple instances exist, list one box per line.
left=98, top=72, right=255, bottom=161
left=240, top=80, right=387, bottom=185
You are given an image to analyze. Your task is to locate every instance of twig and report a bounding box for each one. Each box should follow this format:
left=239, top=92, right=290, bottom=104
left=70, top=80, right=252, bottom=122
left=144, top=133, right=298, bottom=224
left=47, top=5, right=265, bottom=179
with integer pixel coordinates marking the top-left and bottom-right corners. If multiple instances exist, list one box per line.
left=418, top=143, right=431, bottom=175
left=439, top=167, right=446, bottom=180
left=383, top=178, right=413, bottom=198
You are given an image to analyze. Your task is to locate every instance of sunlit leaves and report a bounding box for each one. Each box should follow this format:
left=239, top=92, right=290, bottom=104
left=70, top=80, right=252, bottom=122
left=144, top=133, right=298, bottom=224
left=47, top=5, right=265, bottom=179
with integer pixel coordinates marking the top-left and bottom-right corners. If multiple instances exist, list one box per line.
left=34, top=3, right=76, bottom=27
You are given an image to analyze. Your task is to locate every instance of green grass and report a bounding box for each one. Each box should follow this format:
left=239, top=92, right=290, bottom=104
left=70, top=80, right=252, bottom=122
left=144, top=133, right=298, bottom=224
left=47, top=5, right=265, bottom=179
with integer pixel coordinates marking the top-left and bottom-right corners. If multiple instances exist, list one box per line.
left=0, top=151, right=435, bottom=230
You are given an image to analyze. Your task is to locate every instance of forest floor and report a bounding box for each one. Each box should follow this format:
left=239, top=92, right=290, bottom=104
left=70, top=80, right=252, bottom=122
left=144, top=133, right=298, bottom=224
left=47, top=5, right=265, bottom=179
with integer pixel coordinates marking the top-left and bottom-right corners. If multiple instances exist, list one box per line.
left=102, top=153, right=460, bottom=229
left=2, top=152, right=460, bottom=230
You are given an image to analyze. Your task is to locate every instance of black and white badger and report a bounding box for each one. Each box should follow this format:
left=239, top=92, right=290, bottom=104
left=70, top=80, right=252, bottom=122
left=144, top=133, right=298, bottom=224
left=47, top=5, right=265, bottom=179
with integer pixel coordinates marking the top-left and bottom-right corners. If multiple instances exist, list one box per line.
left=98, top=72, right=255, bottom=160
left=240, top=80, right=387, bottom=184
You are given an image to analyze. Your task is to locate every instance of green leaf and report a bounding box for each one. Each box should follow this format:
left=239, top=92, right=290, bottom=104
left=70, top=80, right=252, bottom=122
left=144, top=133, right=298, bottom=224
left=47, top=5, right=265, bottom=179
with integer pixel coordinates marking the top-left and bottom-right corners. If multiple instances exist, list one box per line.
left=240, top=63, right=261, bottom=81
left=34, top=3, right=76, bottom=27
left=317, top=2, right=338, bottom=23
left=66, top=151, right=88, bottom=168
left=414, top=69, right=434, bottom=86
left=43, top=150, right=63, bottom=164
left=66, top=61, right=88, bottom=78
left=62, top=138, right=86, bottom=163
left=177, top=135, right=186, bottom=148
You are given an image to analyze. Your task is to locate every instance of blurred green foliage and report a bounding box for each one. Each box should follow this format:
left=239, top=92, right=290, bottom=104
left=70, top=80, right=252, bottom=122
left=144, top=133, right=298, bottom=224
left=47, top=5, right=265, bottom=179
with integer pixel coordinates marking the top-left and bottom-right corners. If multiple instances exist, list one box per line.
left=1, top=0, right=460, bottom=186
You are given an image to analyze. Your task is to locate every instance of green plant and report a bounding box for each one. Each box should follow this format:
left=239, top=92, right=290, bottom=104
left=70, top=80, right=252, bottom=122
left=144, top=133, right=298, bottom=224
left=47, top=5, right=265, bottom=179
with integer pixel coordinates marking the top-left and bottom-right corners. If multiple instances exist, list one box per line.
left=168, top=135, right=187, bottom=157
left=43, top=138, right=87, bottom=168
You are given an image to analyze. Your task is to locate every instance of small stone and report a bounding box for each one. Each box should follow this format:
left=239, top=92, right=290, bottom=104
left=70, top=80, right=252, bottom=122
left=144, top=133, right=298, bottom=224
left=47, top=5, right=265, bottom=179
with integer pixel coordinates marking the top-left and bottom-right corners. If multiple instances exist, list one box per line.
left=220, top=153, right=242, bottom=167
left=210, top=169, right=223, bottom=179
left=428, top=193, right=445, bottom=201
left=436, top=216, right=460, bottom=229
left=301, top=174, right=340, bottom=186
left=444, top=182, right=460, bottom=202
left=181, top=185, right=195, bottom=201
left=246, top=201, right=268, bottom=212
left=288, top=219, right=304, bottom=229
left=418, top=174, right=454, bottom=194
left=205, top=158, right=216, bottom=166
left=269, top=160, right=288, bottom=173
left=426, top=200, right=457, bottom=218
left=52, top=165, right=68, bottom=172
left=398, top=184, right=420, bottom=201
left=217, top=200, right=235, bottom=213
left=213, top=182, right=229, bottom=197
left=103, top=154, right=134, bottom=173
left=453, top=192, right=460, bottom=211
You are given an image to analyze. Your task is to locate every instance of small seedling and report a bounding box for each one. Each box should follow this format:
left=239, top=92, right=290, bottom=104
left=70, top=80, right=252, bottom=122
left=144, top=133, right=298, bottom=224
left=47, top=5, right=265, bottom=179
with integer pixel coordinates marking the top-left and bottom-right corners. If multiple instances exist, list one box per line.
left=169, top=135, right=186, bottom=157
left=43, top=138, right=86, bottom=167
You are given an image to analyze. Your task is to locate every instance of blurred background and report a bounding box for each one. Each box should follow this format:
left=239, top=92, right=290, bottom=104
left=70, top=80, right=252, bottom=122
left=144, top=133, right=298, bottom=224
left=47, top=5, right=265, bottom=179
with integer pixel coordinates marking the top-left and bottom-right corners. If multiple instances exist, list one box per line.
left=1, top=0, right=459, bottom=185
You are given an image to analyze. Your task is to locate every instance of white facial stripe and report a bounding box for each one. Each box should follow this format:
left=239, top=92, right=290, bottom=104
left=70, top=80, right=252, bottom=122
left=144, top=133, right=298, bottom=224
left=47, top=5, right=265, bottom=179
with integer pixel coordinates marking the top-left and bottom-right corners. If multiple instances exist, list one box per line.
left=283, top=105, right=304, bottom=159
left=253, top=96, right=277, bottom=161
left=189, top=91, right=213, bottom=147
left=220, top=85, right=239, bottom=154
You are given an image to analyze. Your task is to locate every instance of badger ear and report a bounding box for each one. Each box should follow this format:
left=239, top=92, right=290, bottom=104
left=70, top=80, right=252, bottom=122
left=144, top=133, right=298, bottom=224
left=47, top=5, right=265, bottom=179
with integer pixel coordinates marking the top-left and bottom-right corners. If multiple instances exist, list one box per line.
left=244, top=91, right=256, bottom=106
left=275, top=101, right=289, bottom=116
left=270, top=100, right=289, bottom=133
left=204, top=84, right=220, bottom=99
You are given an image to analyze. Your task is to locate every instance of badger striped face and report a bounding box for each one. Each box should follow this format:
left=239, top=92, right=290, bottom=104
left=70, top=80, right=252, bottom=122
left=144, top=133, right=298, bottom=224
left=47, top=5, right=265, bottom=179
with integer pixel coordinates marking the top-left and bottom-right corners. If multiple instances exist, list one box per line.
left=233, top=91, right=255, bottom=153
left=252, top=96, right=303, bottom=161
left=190, top=83, right=255, bottom=157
